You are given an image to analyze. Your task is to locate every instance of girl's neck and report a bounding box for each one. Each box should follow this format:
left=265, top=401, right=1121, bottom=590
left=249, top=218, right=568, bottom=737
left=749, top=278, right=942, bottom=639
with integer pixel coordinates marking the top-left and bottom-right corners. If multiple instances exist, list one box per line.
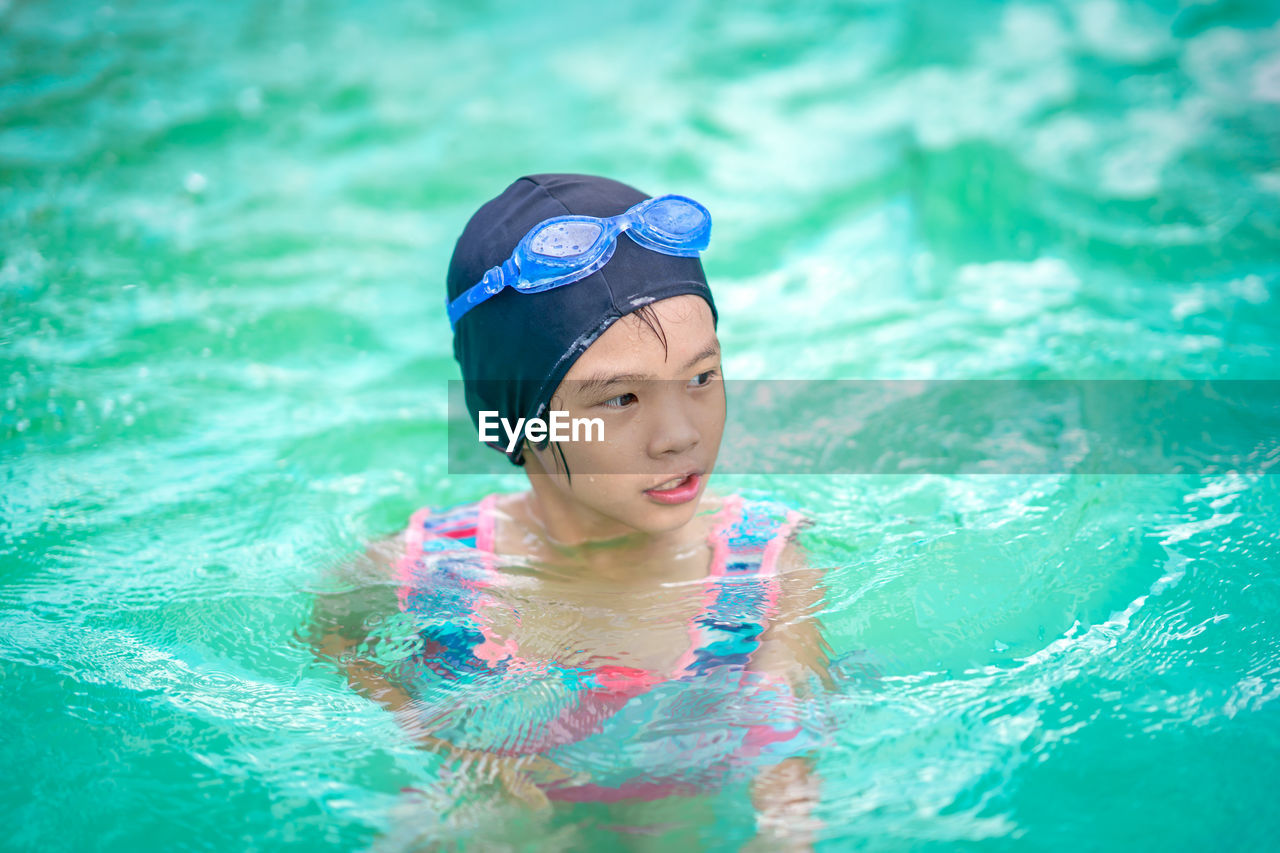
left=499, top=490, right=717, bottom=584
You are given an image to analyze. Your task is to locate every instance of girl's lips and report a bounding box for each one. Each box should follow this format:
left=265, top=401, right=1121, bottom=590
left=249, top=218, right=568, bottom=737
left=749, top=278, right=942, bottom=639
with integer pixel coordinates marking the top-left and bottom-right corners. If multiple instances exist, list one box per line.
left=643, top=472, right=702, bottom=505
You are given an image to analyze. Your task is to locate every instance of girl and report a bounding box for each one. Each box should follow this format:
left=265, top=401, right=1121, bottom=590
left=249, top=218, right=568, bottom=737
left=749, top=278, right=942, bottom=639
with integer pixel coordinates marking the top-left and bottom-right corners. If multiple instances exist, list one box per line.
left=312, top=174, right=831, bottom=848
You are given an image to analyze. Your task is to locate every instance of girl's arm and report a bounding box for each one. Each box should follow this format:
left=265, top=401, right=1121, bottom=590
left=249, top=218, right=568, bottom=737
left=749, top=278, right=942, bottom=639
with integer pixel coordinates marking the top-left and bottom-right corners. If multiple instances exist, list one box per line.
left=747, top=539, right=831, bottom=851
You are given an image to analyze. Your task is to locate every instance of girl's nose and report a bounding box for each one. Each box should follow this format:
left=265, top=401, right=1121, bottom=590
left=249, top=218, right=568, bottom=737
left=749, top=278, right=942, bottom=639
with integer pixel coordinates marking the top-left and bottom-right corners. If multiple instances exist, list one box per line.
left=648, top=397, right=700, bottom=457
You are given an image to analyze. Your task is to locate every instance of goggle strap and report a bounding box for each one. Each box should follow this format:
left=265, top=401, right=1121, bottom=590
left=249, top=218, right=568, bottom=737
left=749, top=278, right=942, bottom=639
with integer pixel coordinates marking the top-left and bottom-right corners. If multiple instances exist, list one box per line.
left=447, top=255, right=529, bottom=328
left=447, top=266, right=501, bottom=329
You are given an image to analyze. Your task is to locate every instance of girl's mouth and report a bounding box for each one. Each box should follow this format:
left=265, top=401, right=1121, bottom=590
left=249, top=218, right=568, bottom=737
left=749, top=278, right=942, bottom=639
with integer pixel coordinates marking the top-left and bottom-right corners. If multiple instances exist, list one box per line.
left=643, top=472, right=702, bottom=505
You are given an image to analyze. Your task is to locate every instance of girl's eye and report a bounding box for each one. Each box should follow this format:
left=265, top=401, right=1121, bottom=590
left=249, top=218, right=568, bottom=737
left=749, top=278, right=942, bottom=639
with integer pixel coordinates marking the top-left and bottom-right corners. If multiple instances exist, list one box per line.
left=690, top=369, right=719, bottom=388
left=601, top=393, right=636, bottom=409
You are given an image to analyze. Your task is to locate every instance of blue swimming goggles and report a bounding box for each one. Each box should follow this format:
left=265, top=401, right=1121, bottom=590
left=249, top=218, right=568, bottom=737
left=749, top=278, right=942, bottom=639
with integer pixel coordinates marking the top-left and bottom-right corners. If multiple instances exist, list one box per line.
left=447, top=194, right=712, bottom=328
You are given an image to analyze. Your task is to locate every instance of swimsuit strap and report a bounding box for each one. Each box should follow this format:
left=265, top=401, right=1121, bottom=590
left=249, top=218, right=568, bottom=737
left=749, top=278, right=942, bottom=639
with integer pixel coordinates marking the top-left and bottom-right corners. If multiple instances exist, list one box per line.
left=397, top=494, right=517, bottom=674
left=669, top=494, right=805, bottom=678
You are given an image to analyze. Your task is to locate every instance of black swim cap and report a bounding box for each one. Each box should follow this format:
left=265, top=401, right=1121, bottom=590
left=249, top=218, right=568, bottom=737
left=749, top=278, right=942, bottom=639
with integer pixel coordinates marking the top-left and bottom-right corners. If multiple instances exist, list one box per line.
left=448, top=173, right=718, bottom=466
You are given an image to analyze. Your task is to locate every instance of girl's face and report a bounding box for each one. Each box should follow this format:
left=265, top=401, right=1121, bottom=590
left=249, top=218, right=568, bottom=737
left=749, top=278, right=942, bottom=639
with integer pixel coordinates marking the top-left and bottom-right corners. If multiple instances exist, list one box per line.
left=522, top=294, right=725, bottom=541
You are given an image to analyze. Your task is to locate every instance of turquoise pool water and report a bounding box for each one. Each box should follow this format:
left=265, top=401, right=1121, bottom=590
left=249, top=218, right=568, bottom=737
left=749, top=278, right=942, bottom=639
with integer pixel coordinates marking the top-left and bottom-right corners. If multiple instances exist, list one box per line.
left=3, top=0, right=1279, bottom=849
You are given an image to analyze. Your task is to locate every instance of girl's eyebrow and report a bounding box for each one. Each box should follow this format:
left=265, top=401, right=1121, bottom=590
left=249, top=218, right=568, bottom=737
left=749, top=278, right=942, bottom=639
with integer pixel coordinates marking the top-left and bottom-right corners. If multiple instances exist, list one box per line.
left=680, top=341, right=722, bottom=372
left=573, top=340, right=721, bottom=398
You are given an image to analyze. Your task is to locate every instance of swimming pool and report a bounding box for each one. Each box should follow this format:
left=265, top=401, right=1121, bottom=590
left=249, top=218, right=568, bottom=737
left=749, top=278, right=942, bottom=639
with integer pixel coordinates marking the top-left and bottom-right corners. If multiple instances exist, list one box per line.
left=3, top=0, right=1278, bottom=849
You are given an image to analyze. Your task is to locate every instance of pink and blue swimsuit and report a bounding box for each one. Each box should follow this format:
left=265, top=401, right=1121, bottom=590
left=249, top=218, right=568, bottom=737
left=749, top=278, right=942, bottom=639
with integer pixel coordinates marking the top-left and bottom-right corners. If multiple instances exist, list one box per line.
left=393, top=493, right=817, bottom=802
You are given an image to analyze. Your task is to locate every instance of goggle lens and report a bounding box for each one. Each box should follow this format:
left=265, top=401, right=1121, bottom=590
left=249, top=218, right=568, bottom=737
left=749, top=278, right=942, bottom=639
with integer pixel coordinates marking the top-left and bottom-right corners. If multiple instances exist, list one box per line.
left=646, top=198, right=706, bottom=237
left=528, top=221, right=603, bottom=258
